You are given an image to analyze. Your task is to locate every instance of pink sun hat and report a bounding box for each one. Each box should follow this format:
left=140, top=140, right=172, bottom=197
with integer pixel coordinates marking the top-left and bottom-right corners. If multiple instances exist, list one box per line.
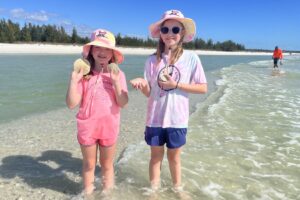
left=149, top=10, right=196, bottom=43
left=82, top=29, right=124, bottom=64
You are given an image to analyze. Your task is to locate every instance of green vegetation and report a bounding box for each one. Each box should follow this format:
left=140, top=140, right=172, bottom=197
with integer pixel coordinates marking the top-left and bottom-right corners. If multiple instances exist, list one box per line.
left=0, top=19, right=246, bottom=51
left=0, top=19, right=89, bottom=44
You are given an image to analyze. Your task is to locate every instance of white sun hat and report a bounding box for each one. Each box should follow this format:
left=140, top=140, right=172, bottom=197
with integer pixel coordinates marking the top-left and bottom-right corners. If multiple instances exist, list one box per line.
left=149, top=10, right=196, bottom=43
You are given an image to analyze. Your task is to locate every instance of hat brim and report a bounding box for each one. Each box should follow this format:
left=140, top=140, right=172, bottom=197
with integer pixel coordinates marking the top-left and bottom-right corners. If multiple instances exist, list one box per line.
left=82, top=41, right=124, bottom=64
left=149, top=17, right=196, bottom=43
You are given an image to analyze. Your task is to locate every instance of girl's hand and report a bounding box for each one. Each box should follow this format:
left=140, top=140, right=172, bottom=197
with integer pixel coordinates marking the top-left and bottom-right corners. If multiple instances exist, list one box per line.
left=158, top=74, right=177, bottom=90
left=130, top=78, right=147, bottom=90
left=110, top=70, right=120, bottom=84
left=71, top=67, right=84, bottom=83
left=108, top=63, right=121, bottom=83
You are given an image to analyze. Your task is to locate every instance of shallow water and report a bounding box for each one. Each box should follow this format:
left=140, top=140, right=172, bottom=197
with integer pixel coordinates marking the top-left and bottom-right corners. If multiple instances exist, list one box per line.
left=0, top=54, right=269, bottom=124
left=112, top=55, right=300, bottom=200
left=2, top=53, right=299, bottom=199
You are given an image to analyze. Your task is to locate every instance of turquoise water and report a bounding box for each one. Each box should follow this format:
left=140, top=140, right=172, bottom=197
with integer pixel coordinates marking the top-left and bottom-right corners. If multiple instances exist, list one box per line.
left=1, top=53, right=299, bottom=199
left=0, top=54, right=269, bottom=124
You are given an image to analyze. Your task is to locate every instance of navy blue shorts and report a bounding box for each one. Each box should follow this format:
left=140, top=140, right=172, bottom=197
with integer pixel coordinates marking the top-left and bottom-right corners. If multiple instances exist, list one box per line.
left=144, top=126, right=187, bottom=149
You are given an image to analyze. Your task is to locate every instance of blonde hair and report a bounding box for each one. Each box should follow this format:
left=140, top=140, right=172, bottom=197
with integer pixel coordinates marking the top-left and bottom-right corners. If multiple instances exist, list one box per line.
left=155, top=21, right=185, bottom=66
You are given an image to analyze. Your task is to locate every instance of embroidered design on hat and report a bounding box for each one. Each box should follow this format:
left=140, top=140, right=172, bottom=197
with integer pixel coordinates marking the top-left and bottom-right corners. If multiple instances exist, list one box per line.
left=96, top=30, right=108, bottom=39
left=169, top=10, right=180, bottom=16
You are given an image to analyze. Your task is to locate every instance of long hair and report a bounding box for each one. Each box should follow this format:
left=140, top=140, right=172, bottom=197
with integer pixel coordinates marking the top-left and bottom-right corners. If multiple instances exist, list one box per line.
left=155, top=21, right=185, bottom=66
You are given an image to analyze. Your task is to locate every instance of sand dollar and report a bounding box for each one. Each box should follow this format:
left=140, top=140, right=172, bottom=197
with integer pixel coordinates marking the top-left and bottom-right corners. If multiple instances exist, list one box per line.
left=158, top=68, right=169, bottom=82
left=158, top=72, right=168, bottom=82
left=108, top=63, right=120, bottom=74
left=73, top=58, right=90, bottom=75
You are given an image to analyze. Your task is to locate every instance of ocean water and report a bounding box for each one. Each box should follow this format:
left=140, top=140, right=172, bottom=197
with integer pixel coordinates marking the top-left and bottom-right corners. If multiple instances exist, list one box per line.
left=0, top=54, right=270, bottom=124
left=0, top=54, right=148, bottom=124
left=1, top=53, right=299, bottom=199
left=114, top=55, right=300, bottom=200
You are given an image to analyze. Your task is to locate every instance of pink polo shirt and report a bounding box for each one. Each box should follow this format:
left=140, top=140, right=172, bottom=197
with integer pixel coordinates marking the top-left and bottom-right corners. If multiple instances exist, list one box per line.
left=76, top=70, right=128, bottom=145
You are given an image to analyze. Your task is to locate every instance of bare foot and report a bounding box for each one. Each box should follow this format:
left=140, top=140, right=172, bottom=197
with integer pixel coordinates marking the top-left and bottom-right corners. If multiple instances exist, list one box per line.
left=99, top=188, right=113, bottom=200
left=172, top=186, right=192, bottom=200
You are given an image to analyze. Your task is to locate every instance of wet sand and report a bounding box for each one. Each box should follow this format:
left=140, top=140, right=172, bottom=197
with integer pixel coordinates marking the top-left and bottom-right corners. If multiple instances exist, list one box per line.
left=0, top=86, right=205, bottom=199
left=0, top=91, right=147, bottom=199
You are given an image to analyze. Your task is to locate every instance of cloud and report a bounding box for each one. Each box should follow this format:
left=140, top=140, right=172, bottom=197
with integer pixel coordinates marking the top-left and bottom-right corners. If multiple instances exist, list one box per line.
left=10, top=8, right=51, bottom=22
left=5, top=7, right=94, bottom=38
left=58, top=20, right=94, bottom=37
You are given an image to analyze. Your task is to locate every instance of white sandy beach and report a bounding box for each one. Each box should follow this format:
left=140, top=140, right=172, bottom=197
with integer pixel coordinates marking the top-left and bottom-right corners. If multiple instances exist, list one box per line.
left=0, top=43, right=281, bottom=56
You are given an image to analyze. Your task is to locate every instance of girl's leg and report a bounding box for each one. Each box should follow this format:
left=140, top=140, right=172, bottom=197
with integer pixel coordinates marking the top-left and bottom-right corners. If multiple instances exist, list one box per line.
left=149, top=146, right=164, bottom=189
left=167, top=147, right=182, bottom=188
left=99, top=143, right=117, bottom=191
left=80, top=144, right=98, bottom=194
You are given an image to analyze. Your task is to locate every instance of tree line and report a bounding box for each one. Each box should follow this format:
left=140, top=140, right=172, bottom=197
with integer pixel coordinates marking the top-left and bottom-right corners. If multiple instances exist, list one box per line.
left=0, top=19, right=89, bottom=44
left=0, top=19, right=245, bottom=51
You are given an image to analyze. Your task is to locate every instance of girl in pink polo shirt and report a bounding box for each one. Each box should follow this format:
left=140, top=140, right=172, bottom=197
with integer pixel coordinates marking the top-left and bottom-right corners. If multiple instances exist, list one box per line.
left=66, top=29, right=128, bottom=195
left=130, top=10, right=207, bottom=191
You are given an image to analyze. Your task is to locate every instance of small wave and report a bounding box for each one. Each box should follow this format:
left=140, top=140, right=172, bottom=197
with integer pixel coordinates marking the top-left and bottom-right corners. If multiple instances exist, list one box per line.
left=116, top=142, right=145, bottom=165
left=214, top=79, right=226, bottom=86
left=201, top=182, right=223, bottom=199
left=251, top=172, right=291, bottom=182
left=284, top=55, right=300, bottom=61
left=248, top=60, right=271, bottom=66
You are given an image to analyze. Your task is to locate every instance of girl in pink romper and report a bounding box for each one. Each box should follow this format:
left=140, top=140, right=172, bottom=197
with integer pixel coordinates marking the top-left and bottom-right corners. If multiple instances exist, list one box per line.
left=66, top=29, right=128, bottom=195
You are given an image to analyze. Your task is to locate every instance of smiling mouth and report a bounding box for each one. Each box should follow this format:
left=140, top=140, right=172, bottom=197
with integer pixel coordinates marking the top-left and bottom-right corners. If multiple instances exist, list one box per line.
left=166, top=37, right=175, bottom=41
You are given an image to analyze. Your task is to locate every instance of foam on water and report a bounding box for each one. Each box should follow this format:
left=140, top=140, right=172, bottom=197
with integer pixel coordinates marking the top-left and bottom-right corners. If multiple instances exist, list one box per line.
left=185, top=55, right=300, bottom=199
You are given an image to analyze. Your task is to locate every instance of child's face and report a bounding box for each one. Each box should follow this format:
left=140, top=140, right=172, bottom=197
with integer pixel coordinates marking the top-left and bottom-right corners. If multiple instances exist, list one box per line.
left=160, top=19, right=184, bottom=48
left=91, top=46, right=113, bottom=65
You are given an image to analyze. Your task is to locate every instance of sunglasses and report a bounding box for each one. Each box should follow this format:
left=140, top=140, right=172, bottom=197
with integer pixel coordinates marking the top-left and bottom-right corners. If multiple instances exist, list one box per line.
left=160, top=26, right=181, bottom=34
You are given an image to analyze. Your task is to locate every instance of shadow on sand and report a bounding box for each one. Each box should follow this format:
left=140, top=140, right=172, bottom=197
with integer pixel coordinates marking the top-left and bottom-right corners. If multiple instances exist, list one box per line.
left=0, top=150, right=98, bottom=195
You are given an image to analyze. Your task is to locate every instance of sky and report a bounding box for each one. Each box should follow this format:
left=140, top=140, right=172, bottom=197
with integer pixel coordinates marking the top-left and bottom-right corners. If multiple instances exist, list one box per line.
left=0, top=0, right=299, bottom=50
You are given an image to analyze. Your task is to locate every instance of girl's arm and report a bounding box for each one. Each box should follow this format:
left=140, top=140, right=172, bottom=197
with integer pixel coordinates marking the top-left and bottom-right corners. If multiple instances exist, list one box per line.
left=176, top=82, right=207, bottom=94
left=66, top=69, right=83, bottom=109
left=130, top=78, right=151, bottom=97
left=111, top=71, right=128, bottom=108
left=112, top=80, right=128, bottom=108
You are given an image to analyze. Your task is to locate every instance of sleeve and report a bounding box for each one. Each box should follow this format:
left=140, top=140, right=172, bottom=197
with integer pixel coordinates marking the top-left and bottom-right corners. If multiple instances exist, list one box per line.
left=120, top=71, right=128, bottom=93
left=190, top=54, right=207, bottom=84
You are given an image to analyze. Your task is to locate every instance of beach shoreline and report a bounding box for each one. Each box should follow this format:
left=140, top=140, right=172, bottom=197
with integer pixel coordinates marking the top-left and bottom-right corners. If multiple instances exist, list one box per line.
left=0, top=42, right=283, bottom=56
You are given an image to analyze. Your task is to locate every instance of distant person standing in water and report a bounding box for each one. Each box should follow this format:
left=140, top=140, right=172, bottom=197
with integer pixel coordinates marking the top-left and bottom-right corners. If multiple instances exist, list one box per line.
left=272, top=46, right=283, bottom=69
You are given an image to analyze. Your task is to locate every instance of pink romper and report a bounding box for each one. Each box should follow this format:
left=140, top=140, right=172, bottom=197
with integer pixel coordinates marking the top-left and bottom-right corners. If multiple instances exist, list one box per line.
left=76, top=70, right=128, bottom=146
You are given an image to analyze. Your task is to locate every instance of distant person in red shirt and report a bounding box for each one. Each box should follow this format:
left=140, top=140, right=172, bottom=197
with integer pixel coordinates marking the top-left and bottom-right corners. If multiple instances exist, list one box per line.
left=272, top=46, right=283, bottom=68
